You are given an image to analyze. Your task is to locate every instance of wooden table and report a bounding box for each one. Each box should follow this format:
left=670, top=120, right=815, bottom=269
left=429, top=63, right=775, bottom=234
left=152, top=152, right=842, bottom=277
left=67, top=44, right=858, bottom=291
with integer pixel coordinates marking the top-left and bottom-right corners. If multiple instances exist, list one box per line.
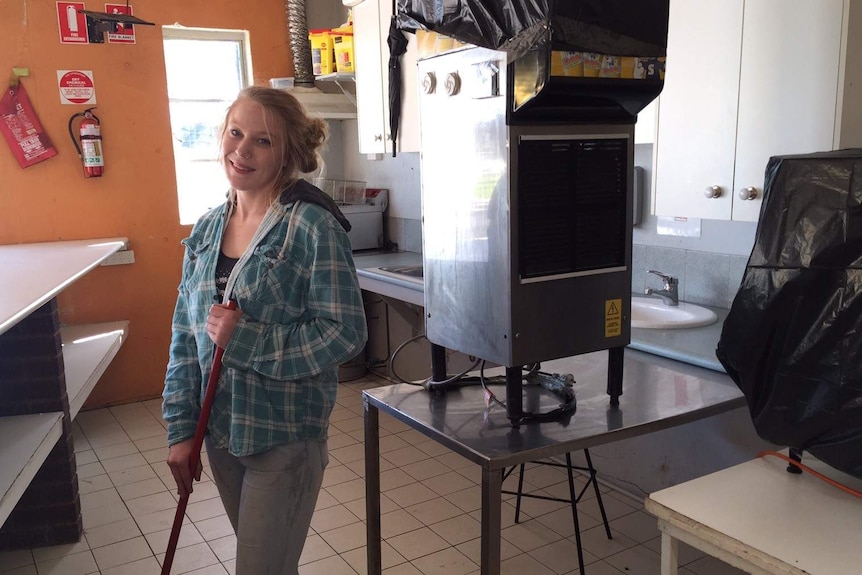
left=645, top=454, right=862, bottom=575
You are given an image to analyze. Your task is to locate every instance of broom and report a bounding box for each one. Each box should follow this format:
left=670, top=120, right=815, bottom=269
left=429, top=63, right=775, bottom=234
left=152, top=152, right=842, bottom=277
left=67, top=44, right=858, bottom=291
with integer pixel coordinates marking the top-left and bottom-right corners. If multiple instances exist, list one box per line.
left=161, top=300, right=235, bottom=575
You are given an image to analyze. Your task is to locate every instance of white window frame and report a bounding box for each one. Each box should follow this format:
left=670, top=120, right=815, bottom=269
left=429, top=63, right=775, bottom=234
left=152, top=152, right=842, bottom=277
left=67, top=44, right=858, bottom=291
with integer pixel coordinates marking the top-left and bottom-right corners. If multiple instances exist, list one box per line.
left=162, top=26, right=254, bottom=225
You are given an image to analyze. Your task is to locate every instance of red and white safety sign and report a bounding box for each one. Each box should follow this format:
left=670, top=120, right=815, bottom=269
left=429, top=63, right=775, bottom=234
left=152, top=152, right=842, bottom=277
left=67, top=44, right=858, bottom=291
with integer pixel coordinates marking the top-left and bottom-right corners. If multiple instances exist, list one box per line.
left=57, top=70, right=97, bottom=105
left=56, top=2, right=88, bottom=44
left=106, top=4, right=136, bottom=44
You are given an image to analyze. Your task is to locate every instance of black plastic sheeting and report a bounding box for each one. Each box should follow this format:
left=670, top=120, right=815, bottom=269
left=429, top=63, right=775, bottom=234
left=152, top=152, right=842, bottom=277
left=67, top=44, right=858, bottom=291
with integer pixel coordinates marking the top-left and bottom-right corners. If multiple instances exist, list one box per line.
left=716, top=149, right=862, bottom=479
left=396, top=0, right=668, bottom=61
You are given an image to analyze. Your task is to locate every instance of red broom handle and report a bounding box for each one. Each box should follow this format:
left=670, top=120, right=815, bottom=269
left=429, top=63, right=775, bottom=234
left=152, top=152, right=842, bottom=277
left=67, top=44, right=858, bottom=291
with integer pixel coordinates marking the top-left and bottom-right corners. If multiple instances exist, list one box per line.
left=161, top=300, right=236, bottom=575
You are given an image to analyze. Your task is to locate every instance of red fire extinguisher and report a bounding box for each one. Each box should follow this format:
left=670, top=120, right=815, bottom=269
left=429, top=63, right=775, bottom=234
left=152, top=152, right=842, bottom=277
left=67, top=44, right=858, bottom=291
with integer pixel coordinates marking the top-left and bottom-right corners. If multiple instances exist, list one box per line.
left=68, top=107, right=104, bottom=178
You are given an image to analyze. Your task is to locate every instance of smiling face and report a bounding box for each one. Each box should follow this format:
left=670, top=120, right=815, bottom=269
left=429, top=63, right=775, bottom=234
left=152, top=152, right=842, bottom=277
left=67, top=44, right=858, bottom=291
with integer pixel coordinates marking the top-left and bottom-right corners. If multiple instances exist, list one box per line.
left=221, top=98, right=285, bottom=197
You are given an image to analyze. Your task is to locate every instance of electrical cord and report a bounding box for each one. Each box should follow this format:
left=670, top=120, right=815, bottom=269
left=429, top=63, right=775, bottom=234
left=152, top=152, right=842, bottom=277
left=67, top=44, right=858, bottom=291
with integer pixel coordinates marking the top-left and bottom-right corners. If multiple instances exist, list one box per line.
left=479, top=361, right=507, bottom=409
left=758, top=450, right=862, bottom=499
left=388, top=332, right=481, bottom=387
left=388, top=333, right=427, bottom=385
left=387, top=334, right=575, bottom=424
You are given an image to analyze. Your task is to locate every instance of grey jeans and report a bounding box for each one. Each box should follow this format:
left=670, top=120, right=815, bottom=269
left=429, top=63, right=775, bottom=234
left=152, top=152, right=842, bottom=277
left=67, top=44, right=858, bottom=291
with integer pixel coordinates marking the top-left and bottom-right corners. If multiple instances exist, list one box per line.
left=205, top=436, right=329, bottom=575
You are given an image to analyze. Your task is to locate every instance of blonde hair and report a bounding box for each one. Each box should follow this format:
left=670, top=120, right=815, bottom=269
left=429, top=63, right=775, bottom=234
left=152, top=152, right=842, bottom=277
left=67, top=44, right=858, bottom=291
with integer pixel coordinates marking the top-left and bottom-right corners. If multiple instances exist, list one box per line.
left=219, top=86, right=328, bottom=203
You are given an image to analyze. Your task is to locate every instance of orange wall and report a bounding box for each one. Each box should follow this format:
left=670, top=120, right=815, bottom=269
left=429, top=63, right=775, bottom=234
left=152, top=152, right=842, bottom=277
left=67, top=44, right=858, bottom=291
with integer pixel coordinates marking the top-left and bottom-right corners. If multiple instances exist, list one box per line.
left=0, top=1, right=294, bottom=408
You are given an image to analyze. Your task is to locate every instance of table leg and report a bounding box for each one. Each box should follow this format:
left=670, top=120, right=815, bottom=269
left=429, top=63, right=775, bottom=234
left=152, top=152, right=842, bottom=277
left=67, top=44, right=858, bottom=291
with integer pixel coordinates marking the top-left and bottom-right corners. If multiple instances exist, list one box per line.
left=480, top=467, right=502, bottom=575
left=364, top=398, right=381, bottom=575
left=661, top=531, right=679, bottom=575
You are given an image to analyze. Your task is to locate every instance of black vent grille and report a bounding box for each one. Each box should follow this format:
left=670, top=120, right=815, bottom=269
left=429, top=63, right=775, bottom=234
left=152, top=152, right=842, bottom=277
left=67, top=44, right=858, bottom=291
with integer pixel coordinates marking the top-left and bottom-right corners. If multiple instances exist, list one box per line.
left=518, top=137, right=628, bottom=278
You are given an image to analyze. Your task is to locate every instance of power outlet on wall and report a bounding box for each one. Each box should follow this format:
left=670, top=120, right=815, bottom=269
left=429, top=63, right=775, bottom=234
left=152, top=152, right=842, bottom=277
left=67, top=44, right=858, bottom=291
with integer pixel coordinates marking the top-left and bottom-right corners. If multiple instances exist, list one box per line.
left=101, top=250, right=135, bottom=266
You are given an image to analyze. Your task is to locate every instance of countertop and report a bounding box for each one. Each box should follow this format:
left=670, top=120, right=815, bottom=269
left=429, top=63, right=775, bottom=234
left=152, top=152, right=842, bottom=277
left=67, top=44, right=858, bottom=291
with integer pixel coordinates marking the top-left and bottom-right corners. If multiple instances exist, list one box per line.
left=352, top=250, right=728, bottom=373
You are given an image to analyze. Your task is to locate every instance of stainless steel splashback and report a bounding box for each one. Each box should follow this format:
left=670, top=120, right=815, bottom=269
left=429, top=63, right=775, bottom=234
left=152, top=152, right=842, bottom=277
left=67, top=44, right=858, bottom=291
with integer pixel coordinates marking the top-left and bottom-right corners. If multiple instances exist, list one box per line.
left=419, top=46, right=633, bottom=367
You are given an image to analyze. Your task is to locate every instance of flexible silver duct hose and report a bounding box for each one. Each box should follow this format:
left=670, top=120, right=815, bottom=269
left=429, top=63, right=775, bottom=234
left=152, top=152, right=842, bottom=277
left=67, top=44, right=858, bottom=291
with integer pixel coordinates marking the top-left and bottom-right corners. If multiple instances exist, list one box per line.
left=286, top=0, right=314, bottom=87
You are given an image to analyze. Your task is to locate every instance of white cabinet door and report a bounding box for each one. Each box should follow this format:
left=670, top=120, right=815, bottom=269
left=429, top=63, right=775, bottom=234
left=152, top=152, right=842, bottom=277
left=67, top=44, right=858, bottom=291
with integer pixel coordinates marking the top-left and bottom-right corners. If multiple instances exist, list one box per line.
left=634, top=98, right=657, bottom=145
left=353, top=0, right=419, bottom=155
left=654, top=0, right=744, bottom=219
left=732, top=0, right=843, bottom=221
left=353, top=0, right=387, bottom=154
left=655, top=0, right=845, bottom=222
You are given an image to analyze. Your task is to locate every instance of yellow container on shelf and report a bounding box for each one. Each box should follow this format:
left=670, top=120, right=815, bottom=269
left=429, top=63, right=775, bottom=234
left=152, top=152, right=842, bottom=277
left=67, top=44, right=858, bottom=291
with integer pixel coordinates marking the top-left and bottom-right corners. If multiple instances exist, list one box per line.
left=599, top=55, right=621, bottom=78
left=582, top=52, right=602, bottom=77
left=417, top=30, right=437, bottom=57
left=332, top=31, right=355, bottom=73
left=308, top=29, right=335, bottom=76
left=551, top=51, right=584, bottom=77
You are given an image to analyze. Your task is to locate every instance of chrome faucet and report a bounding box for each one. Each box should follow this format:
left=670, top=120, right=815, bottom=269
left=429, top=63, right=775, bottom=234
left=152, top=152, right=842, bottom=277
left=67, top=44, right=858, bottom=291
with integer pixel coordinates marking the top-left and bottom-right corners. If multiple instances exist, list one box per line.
left=644, top=270, right=679, bottom=306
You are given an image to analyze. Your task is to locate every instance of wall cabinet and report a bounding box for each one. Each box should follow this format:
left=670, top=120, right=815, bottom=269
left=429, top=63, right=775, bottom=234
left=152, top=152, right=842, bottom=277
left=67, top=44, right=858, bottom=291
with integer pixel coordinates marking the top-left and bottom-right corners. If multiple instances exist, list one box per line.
left=654, top=0, right=860, bottom=222
left=634, top=98, right=658, bottom=145
left=353, top=0, right=420, bottom=155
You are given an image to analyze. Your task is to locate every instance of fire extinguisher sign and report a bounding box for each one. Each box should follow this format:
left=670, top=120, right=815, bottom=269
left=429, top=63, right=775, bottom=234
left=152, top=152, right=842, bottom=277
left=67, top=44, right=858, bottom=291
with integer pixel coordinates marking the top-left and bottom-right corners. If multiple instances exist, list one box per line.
left=57, top=70, right=97, bottom=105
left=56, top=2, right=88, bottom=44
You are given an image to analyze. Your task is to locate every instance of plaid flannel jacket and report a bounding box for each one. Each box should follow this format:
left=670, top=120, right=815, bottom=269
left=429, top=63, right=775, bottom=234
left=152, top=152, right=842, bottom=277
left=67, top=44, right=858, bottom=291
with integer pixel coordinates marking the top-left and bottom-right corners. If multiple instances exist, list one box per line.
left=163, top=198, right=367, bottom=457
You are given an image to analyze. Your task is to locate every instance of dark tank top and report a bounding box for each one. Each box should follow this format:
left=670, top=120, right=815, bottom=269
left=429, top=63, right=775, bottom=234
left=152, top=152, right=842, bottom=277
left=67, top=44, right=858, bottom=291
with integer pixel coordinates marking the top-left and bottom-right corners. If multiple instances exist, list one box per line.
left=215, top=251, right=239, bottom=303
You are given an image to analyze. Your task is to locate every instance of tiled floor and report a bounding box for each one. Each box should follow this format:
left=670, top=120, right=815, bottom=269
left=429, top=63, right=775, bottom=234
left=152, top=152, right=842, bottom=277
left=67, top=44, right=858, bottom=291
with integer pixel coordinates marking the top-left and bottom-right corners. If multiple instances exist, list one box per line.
left=0, top=374, right=747, bottom=575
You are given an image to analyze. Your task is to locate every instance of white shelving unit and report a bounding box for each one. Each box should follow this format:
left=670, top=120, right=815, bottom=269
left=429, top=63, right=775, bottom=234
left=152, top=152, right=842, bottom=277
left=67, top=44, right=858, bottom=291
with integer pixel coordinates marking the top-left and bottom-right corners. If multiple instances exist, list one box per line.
left=0, top=237, right=130, bottom=530
left=0, top=413, right=64, bottom=527
left=0, top=238, right=128, bottom=336
left=62, top=321, right=130, bottom=420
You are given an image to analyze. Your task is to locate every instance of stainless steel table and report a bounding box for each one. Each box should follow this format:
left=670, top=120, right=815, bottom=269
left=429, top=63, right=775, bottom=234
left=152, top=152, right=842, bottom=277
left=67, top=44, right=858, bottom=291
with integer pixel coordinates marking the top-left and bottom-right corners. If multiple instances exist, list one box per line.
left=363, top=348, right=746, bottom=575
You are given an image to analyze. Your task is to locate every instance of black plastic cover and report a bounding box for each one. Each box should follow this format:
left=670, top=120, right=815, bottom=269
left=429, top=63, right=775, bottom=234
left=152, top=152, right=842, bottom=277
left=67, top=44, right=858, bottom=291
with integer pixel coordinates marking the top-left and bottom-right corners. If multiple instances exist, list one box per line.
left=716, top=149, right=862, bottom=478
left=396, top=0, right=669, bottom=61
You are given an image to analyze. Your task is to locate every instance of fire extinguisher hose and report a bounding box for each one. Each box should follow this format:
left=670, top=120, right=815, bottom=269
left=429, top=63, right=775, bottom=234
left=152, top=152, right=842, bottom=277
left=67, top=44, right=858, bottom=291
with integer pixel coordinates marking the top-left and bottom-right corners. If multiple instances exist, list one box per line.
left=161, top=300, right=236, bottom=575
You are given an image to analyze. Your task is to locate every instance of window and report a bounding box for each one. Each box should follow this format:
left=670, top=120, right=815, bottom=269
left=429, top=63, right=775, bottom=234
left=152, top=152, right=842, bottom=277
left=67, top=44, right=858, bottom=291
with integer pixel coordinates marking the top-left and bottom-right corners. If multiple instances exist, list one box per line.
left=162, top=27, right=253, bottom=224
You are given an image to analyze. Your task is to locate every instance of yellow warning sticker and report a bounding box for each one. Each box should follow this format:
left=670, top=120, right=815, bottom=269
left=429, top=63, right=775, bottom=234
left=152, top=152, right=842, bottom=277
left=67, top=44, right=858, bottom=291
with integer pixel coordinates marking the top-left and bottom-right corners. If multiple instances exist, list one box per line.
left=605, top=298, right=622, bottom=337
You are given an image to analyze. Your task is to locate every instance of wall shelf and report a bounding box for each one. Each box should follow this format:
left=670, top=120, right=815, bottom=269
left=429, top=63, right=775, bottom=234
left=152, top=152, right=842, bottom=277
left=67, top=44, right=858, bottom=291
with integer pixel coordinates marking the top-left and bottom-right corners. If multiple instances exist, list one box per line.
left=317, top=72, right=357, bottom=106
left=0, top=413, right=64, bottom=527
left=62, top=321, right=130, bottom=420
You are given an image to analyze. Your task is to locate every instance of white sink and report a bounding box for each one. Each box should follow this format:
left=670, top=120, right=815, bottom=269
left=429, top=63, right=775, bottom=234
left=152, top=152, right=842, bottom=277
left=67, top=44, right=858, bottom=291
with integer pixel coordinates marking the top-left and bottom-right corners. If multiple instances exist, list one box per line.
left=631, top=297, right=718, bottom=329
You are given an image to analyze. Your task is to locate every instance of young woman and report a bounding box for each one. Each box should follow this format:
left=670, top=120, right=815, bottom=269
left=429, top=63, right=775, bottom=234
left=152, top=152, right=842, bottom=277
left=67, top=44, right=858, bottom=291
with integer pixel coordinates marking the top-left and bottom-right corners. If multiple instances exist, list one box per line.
left=163, top=86, right=367, bottom=574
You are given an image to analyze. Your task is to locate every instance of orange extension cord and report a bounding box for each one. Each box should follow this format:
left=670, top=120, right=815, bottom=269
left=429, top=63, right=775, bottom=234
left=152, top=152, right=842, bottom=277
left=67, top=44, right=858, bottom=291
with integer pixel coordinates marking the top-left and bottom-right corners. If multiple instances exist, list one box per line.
left=758, top=450, right=862, bottom=499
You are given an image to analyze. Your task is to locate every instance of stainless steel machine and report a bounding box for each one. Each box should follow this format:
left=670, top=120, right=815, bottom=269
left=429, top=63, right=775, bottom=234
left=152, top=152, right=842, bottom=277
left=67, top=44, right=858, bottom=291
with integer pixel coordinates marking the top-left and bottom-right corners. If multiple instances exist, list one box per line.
left=417, top=45, right=662, bottom=423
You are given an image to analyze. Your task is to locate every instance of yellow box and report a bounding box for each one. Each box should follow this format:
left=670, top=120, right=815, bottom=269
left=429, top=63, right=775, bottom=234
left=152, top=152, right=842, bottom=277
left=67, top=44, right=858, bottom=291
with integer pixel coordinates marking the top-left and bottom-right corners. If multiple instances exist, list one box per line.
left=417, top=30, right=437, bottom=57
left=599, top=55, right=621, bottom=78
left=333, top=32, right=355, bottom=73
left=415, top=30, right=469, bottom=58
left=582, top=53, right=602, bottom=77
left=308, top=29, right=335, bottom=76
left=551, top=51, right=584, bottom=77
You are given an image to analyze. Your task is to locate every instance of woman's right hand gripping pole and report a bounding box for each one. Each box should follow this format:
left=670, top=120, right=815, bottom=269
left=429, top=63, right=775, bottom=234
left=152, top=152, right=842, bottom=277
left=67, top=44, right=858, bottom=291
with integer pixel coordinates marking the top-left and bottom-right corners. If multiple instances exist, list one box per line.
left=167, top=437, right=202, bottom=497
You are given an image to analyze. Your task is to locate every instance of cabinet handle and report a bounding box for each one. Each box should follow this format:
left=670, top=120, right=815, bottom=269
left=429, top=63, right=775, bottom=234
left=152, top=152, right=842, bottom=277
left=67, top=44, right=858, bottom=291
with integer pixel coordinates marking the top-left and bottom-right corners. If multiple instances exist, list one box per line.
left=374, top=134, right=382, bottom=141
left=444, top=72, right=461, bottom=96
left=704, top=185, right=723, bottom=199
left=422, top=72, right=436, bottom=94
left=738, top=186, right=758, bottom=200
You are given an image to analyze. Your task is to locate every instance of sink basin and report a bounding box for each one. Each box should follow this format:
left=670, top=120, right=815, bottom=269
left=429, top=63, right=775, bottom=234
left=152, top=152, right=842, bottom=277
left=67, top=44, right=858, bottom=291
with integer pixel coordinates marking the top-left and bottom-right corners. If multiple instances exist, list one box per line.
left=379, top=265, right=423, bottom=279
left=631, top=297, right=718, bottom=329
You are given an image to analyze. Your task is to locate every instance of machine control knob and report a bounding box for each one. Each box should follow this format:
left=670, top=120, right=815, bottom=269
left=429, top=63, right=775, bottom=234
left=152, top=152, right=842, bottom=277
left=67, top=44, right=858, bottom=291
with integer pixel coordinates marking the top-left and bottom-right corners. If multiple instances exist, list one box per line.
left=421, top=72, right=436, bottom=94
left=444, top=72, right=461, bottom=96
left=704, top=185, right=723, bottom=199
left=738, top=186, right=758, bottom=200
